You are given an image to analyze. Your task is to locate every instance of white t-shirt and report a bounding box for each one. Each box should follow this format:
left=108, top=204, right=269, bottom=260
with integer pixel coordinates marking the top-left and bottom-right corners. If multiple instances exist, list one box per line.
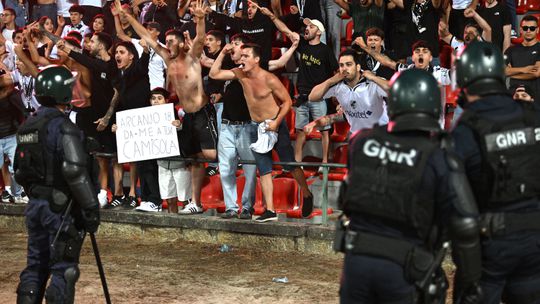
left=132, top=38, right=167, bottom=90
left=452, top=0, right=472, bottom=10
left=11, top=69, right=40, bottom=111
left=323, top=80, right=389, bottom=133
left=79, top=0, right=102, bottom=7
left=2, top=28, right=15, bottom=42
left=397, top=64, right=452, bottom=86
left=2, top=40, right=16, bottom=71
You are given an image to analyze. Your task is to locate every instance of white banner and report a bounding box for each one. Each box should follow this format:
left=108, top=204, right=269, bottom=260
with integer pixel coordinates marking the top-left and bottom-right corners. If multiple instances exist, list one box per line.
left=115, top=104, right=180, bottom=163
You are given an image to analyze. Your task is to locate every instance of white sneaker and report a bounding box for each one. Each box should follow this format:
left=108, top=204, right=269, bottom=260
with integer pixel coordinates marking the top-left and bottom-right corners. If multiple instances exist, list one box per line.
left=14, top=196, right=28, bottom=204
left=178, top=201, right=203, bottom=214
left=97, top=190, right=108, bottom=208
left=135, top=201, right=162, bottom=212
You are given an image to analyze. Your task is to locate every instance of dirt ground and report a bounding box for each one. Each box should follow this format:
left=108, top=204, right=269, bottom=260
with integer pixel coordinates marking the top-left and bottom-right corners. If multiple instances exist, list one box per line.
left=0, top=229, right=342, bottom=304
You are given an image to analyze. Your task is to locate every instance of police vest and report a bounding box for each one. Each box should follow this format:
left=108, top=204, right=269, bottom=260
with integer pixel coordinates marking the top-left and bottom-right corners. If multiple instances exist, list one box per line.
left=344, top=126, right=439, bottom=240
left=14, top=111, right=68, bottom=191
left=458, top=104, right=540, bottom=210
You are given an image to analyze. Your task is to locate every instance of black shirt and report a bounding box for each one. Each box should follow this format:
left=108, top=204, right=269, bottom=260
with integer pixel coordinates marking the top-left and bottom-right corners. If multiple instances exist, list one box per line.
left=220, top=57, right=251, bottom=122
left=409, top=0, right=441, bottom=57
left=143, top=3, right=179, bottom=43
left=114, top=52, right=151, bottom=113
left=0, top=93, right=21, bottom=138
left=296, top=39, right=338, bottom=95
left=477, top=3, right=512, bottom=51
left=211, top=10, right=274, bottom=67
left=505, top=42, right=540, bottom=97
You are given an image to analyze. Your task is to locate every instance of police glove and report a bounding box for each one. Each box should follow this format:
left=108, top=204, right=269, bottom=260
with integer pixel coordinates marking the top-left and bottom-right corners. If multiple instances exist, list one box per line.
left=456, top=284, right=483, bottom=304
left=81, top=208, right=100, bottom=233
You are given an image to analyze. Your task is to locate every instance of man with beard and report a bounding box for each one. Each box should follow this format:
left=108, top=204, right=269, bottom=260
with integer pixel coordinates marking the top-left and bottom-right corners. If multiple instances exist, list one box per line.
left=56, top=32, right=130, bottom=209
left=117, top=0, right=217, bottom=215
left=306, top=49, right=388, bottom=135
left=505, top=15, right=540, bottom=99
left=439, top=8, right=492, bottom=51
left=210, top=43, right=315, bottom=222
left=261, top=7, right=337, bottom=169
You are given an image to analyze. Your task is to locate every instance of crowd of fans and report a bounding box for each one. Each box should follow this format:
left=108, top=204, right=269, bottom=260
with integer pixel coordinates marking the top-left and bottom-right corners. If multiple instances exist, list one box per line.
left=0, top=0, right=538, bottom=221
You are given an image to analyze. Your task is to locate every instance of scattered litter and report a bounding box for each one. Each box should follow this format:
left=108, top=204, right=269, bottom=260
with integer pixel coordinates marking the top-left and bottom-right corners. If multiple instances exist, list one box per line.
left=272, top=277, right=289, bottom=283
left=219, top=244, right=231, bottom=253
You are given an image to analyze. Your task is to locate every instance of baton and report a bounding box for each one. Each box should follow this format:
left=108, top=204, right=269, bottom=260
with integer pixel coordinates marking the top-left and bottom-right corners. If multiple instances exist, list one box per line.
left=90, top=233, right=112, bottom=304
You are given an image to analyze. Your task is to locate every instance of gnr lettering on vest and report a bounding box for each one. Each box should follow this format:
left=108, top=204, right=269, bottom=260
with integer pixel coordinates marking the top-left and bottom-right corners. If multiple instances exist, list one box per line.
left=363, top=139, right=417, bottom=166
left=485, top=128, right=535, bottom=152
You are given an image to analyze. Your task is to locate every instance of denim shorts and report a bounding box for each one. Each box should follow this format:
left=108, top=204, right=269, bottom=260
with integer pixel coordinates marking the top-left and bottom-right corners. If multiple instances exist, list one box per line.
left=251, top=120, right=296, bottom=176
left=295, top=100, right=330, bottom=130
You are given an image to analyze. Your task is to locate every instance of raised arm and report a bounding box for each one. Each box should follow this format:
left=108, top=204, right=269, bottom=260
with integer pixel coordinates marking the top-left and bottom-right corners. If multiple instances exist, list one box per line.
left=177, top=0, right=190, bottom=18
left=209, top=44, right=237, bottom=80
left=115, top=0, right=170, bottom=63
left=354, top=36, right=397, bottom=70
left=259, top=6, right=295, bottom=39
left=334, top=0, right=350, bottom=12
left=55, top=15, right=65, bottom=37
left=309, top=72, right=345, bottom=101
left=112, top=4, right=132, bottom=42
left=438, top=21, right=453, bottom=45
left=465, top=8, right=491, bottom=42
left=14, top=44, right=39, bottom=77
left=268, top=35, right=299, bottom=71
left=189, top=0, right=207, bottom=59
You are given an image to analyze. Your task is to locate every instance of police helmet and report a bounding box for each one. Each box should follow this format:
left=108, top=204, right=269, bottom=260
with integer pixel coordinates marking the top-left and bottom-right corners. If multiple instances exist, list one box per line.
left=34, top=65, right=76, bottom=105
left=387, top=69, right=441, bottom=133
left=455, top=41, right=506, bottom=96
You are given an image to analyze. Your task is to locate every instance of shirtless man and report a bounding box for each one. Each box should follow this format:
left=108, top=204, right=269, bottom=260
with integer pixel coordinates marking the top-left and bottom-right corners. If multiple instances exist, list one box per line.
left=210, top=43, right=314, bottom=222
left=116, top=0, right=216, bottom=214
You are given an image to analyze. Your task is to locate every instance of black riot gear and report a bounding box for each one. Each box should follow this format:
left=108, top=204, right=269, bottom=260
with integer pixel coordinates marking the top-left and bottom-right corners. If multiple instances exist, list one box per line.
left=387, top=69, right=441, bottom=133
left=343, top=126, right=439, bottom=241
left=455, top=41, right=507, bottom=97
left=457, top=103, right=540, bottom=210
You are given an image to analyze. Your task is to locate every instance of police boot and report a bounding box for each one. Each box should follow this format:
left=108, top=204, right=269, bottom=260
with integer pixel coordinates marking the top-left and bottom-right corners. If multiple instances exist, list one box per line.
left=17, top=282, right=42, bottom=304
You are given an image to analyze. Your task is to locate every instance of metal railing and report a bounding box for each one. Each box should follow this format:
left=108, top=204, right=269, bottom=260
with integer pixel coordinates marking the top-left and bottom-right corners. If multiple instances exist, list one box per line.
left=93, top=152, right=346, bottom=224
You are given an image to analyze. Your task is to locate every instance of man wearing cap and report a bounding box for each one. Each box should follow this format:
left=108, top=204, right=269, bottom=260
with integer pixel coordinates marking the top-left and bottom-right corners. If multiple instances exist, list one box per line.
left=512, top=84, right=535, bottom=102
left=116, top=21, right=166, bottom=90
left=261, top=7, right=338, bottom=168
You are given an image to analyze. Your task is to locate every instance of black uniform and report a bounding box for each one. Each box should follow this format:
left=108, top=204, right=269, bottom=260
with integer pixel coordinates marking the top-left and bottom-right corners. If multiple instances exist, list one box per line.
left=15, top=106, right=100, bottom=304
left=452, top=95, right=540, bottom=303
left=338, top=125, right=480, bottom=303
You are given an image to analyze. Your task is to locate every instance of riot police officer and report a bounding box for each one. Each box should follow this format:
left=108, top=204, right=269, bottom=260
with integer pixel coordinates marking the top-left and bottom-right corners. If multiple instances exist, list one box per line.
left=336, top=68, right=482, bottom=303
left=453, top=41, right=540, bottom=303
left=14, top=65, right=100, bottom=304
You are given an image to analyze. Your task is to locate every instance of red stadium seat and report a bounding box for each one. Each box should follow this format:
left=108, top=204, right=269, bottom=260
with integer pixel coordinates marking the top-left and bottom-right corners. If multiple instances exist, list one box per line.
left=525, top=0, right=540, bottom=12
left=438, top=43, right=453, bottom=69
left=201, top=175, right=225, bottom=213
left=330, top=121, right=350, bottom=142
left=319, top=145, right=348, bottom=181
left=285, top=109, right=296, bottom=140
left=345, top=20, right=354, bottom=47
left=271, top=47, right=282, bottom=60
left=517, top=0, right=528, bottom=14
left=272, top=178, right=298, bottom=213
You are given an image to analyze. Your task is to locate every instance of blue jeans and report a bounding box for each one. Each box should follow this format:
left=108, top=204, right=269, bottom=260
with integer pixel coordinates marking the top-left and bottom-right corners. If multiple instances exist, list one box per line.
left=0, top=134, right=21, bottom=196
left=320, top=0, right=341, bottom=58
left=295, top=100, right=330, bottom=130
left=218, top=122, right=257, bottom=212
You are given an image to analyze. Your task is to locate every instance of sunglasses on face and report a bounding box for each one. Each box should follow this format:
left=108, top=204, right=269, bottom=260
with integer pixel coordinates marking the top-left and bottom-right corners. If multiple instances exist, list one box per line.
left=522, top=26, right=538, bottom=31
